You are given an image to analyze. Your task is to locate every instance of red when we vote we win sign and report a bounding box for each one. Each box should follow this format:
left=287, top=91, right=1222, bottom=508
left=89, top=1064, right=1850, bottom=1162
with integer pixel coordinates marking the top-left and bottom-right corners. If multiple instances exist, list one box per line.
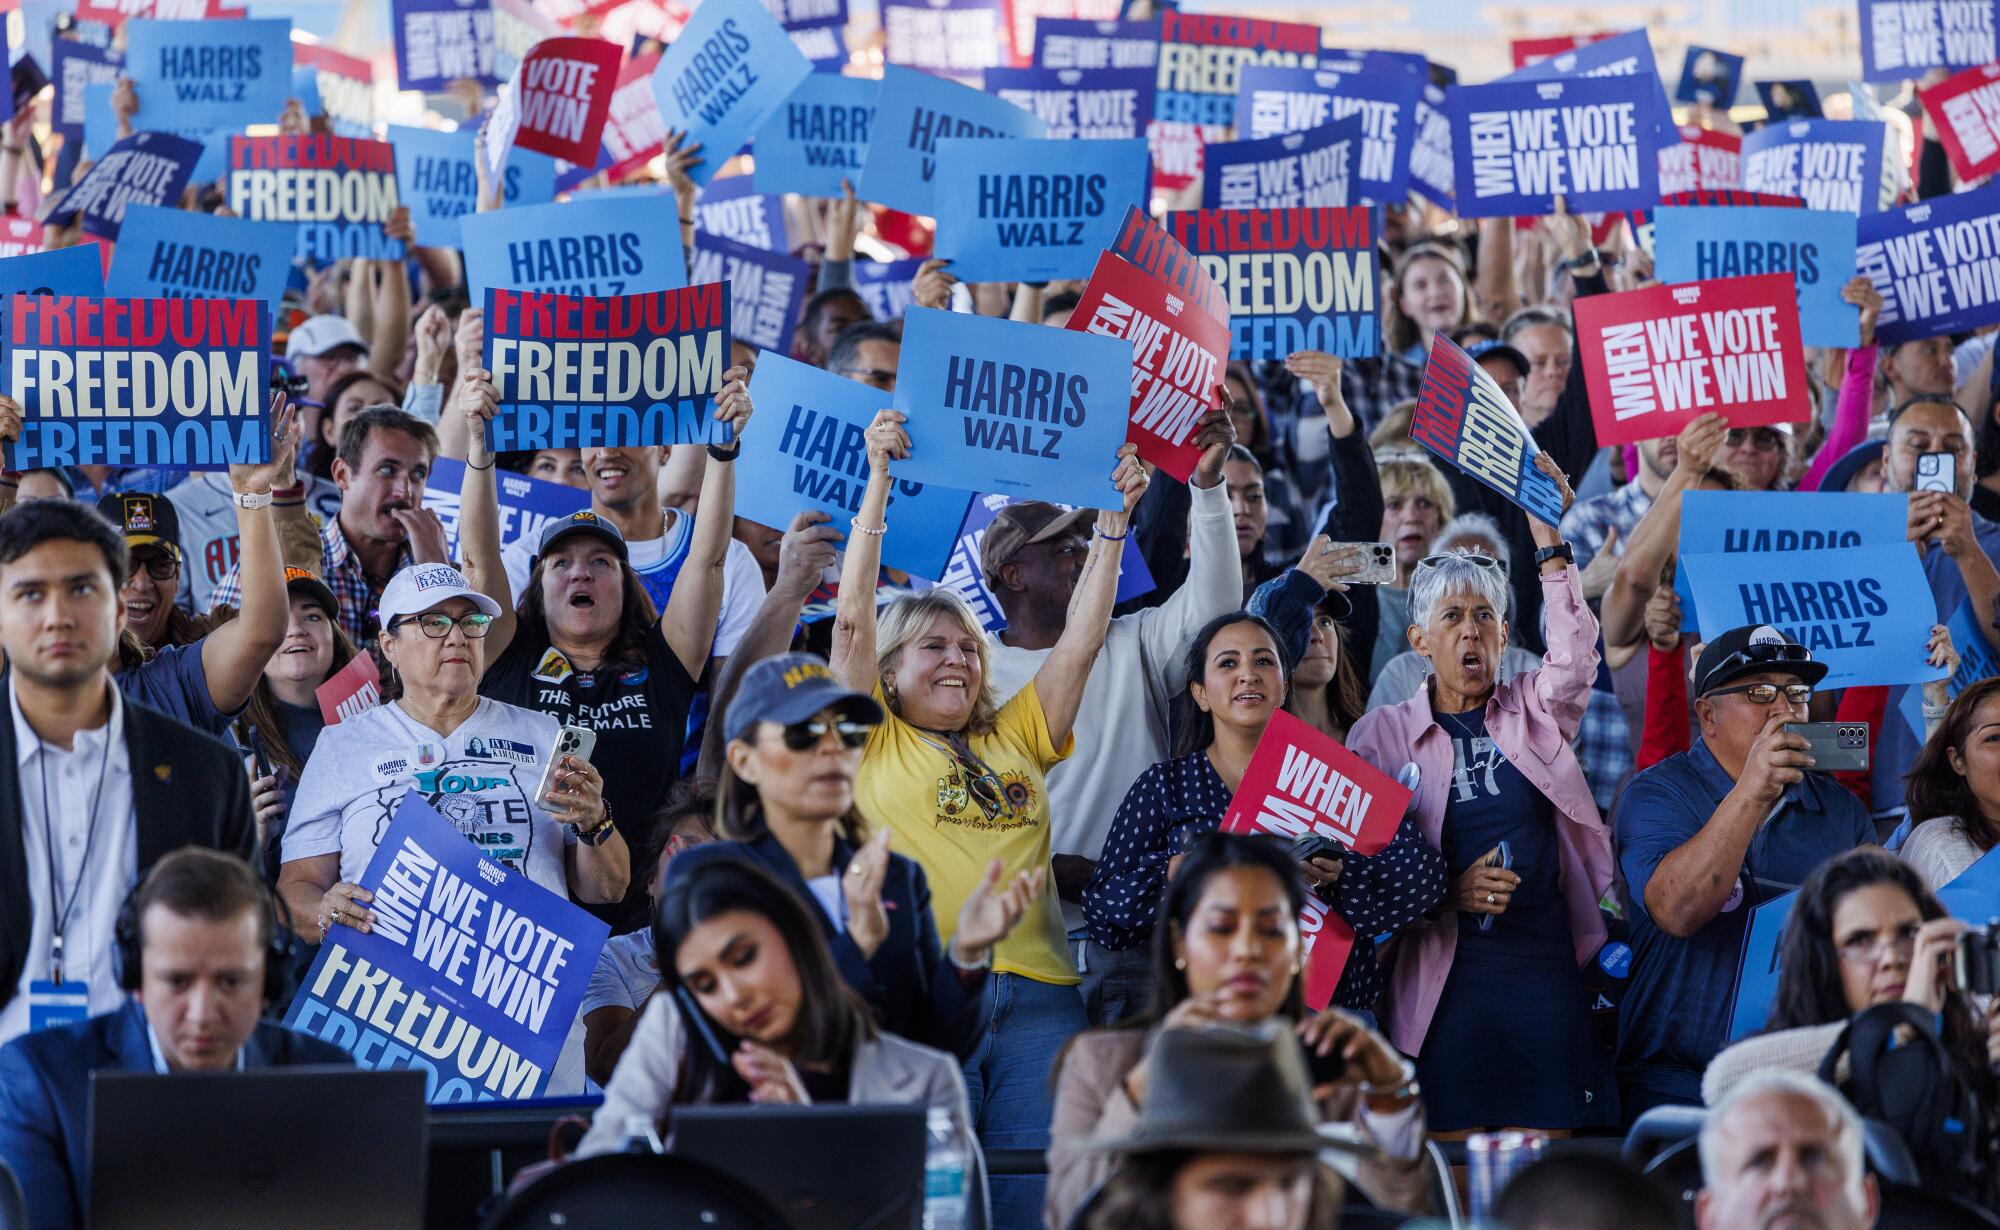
left=1220, top=710, right=1412, bottom=1009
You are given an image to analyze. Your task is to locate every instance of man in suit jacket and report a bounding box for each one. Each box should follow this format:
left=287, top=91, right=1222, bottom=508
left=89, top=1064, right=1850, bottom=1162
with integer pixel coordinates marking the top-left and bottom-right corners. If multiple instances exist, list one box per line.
left=0, top=498, right=258, bottom=1040
left=0, top=848, right=350, bottom=1230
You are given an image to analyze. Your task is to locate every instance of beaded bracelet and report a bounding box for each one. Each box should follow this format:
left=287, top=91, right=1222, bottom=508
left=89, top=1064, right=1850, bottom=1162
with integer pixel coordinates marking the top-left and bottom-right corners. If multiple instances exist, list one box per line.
left=851, top=519, right=887, bottom=537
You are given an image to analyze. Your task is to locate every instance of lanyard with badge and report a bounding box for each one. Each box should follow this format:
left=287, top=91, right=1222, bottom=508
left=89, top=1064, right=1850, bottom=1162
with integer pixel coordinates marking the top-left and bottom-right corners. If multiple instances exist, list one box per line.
left=29, top=734, right=112, bottom=1031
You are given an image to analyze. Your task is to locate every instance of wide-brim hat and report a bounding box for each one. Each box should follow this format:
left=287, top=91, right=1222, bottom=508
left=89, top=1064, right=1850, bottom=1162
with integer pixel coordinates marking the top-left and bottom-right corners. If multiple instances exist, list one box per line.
left=1083, top=1022, right=1329, bottom=1157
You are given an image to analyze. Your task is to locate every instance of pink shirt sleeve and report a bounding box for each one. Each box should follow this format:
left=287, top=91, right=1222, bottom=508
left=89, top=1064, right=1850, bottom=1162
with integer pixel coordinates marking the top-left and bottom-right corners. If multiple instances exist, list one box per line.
left=1799, top=344, right=1879, bottom=491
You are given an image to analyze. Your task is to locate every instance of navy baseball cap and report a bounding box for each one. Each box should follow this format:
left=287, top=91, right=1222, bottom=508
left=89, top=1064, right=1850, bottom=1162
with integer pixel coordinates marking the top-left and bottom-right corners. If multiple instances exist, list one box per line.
left=1692, top=624, right=1828, bottom=697
left=535, top=510, right=628, bottom=562
left=1465, top=339, right=1531, bottom=381
left=724, top=653, right=884, bottom=743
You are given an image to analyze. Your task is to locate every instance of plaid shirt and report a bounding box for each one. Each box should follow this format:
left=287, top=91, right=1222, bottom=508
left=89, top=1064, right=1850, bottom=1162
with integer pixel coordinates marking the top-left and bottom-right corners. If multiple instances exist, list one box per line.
left=208, top=519, right=407, bottom=653
left=1339, top=350, right=1427, bottom=436
left=1561, top=480, right=1654, bottom=575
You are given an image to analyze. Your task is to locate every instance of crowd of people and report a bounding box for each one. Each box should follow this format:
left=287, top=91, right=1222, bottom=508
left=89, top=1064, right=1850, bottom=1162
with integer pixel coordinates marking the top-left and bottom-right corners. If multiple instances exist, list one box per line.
left=0, top=6, right=1999, bottom=1230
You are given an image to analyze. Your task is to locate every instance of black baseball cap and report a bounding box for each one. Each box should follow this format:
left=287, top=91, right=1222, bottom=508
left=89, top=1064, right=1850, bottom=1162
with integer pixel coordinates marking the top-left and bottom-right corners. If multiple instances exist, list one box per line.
left=96, top=492, right=181, bottom=560
left=535, top=510, right=628, bottom=562
left=1465, top=339, right=1531, bottom=382
left=1692, top=625, right=1828, bottom=697
left=724, top=652, right=884, bottom=743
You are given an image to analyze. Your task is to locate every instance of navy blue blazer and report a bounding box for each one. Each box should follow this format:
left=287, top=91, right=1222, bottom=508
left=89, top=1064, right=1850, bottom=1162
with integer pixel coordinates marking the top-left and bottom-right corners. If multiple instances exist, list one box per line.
left=0, top=1001, right=350, bottom=1230
left=670, top=835, right=989, bottom=1057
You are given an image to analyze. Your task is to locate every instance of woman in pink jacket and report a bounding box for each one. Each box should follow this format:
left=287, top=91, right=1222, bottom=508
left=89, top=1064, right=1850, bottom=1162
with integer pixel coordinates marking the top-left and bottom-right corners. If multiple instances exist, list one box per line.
left=1346, top=452, right=1616, bottom=1135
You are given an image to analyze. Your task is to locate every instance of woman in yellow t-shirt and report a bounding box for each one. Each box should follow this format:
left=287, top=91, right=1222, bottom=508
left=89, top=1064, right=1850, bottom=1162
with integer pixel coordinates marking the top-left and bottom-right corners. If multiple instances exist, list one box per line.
left=832, top=408, right=1148, bottom=1228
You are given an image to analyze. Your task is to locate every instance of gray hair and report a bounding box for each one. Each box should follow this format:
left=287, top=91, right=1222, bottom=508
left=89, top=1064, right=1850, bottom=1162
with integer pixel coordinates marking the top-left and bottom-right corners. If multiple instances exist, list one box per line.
left=1430, top=511, right=1511, bottom=572
left=1408, top=547, right=1511, bottom=630
left=1698, top=1070, right=1866, bottom=1193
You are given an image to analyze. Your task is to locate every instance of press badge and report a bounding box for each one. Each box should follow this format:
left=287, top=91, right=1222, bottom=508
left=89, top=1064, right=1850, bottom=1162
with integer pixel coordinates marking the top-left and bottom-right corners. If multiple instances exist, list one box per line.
left=28, top=980, right=88, bottom=1031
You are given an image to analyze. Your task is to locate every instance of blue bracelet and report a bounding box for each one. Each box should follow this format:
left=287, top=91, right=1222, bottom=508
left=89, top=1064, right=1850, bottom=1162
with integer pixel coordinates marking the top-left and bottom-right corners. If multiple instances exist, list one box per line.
left=1096, top=527, right=1129, bottom=541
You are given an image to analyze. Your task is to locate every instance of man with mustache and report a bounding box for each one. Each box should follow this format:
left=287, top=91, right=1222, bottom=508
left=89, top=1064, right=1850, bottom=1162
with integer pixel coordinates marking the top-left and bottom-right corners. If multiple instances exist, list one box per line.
left=1697, top=1071, right=1878, bottom=1230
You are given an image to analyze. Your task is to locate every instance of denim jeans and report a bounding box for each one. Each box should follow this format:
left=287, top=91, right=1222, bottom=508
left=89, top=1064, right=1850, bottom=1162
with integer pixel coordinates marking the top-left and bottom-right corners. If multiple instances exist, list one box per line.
left=1069, top=931, right=1157, bottom=1027
left=960, top=972, right=1087, bottom=1229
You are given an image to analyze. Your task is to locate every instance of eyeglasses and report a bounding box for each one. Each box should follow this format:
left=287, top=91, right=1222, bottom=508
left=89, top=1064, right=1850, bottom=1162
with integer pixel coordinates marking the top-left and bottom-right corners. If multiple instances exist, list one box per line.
left=1726, top=428, right=1785, bottom=452
left=1418, top=552, right=1499, bottom=570
left=129, top=556, right=178, bottom=581
left=1836, top=923, right=1921, bottom=966
left=391, top=612, right=495, bottom=639
left=779, top=718, right=872, bottom=751
left=1706, top=682, right=1814, bottom=706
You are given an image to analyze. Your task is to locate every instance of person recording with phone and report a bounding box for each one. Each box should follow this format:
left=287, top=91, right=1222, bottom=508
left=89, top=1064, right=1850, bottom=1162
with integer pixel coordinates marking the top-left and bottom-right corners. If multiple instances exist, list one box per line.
left=1613, top=625, right=1877, bottom=1117
left=451, top=364, right=756, bottom=933
left=1049, top=833, right=1434, bottom=1230
left=1081, top=612, right=1443, bottom=1011
left=1346, top=453, right=1616, bottom=1136
left=575, top=858, right=988, bottom=1225
left=1702, top=849, right=2000, bottom=1208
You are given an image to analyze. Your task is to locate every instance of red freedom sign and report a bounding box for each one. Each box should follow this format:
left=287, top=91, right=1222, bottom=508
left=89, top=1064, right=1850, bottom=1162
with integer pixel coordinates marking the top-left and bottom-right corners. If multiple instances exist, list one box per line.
left=1575, top=272, right=1809, bottom=446
left=1219, top=710, right=1411, bottom=1010
left=1070, top=251, right=1230, bottom=482
left=509, top=37, right=623, bottom=164
left=1920, top=64, right=2000, bottom=183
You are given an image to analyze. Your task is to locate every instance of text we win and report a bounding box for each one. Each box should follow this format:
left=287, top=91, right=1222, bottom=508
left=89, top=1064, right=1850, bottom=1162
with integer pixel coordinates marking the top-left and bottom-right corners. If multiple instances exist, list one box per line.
left=1250, top=745, right=1373, bottom=845
left=1469, top=102, right=1638, bottom=198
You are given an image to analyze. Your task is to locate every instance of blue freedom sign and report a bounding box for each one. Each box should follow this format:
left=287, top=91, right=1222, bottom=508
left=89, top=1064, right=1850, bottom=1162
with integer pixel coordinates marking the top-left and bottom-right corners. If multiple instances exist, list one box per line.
left=1164, top=206, right=1375, bottom=360
left=1202, top=117, right=1365, bottom=210
left=1675, top=490, right=1910, bottom=631
left=1408, top=335, right=1565, bottom=525
left=1234, top=65, right=1421, bottom=204
left=892, top=307, right=1131, bottom=509
left=1743, top=119, right=1889, bottom=214
left=481, top=283, right=733, bottom=451
left=650, top=0, right=813, bottom=187
left=1448, top=75, right=1661, bottom=217
left=390, top=126, right=557, bottom=249
left=1, top=295, right=272, bottom=470
left=856, top=65, right=1048, bottom=217
left=1681, top=543, right=1950, bottom=690
left=461, top=196, right=687, bottom=303
left=66, top=131, right=204, bottom=242
left=0, top=248, right=105, bottom=300
left=423, top=457, right=591, bottom=561
left=752, top=72, right=875, bottom=197
left=124, top=18, right=292, bottom=132
left=283, top=792, right=610, bottom=1103
left=1033, top=19, right=1159, bottom=71
left=1857, top=187, right=2000, bottom=344
left=1652, top=206, right=1861, bottom=347
left=741, top=353, right=973, bottom=579
left=107, top=206, right=296, bottom=315
left=932, top=137, right=1149, bottom=283
left=687, top=233, right=809, bottom=352
left=984, top=67, right=1154, bottom=141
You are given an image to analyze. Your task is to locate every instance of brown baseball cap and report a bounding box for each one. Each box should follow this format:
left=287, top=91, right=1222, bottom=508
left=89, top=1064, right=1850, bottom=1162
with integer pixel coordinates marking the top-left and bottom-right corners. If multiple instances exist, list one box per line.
left=979, top=501, right=1094, bottom=589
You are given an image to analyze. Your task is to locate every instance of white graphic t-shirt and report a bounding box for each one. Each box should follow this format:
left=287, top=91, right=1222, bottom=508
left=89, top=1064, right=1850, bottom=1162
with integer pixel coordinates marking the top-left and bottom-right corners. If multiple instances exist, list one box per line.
left=284, top=698, right=574, bottom=897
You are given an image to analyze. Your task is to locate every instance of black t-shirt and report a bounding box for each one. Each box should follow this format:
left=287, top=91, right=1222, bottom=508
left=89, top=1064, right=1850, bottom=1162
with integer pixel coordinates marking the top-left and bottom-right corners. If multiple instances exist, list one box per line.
left=481, top=625, right=697, bottom=932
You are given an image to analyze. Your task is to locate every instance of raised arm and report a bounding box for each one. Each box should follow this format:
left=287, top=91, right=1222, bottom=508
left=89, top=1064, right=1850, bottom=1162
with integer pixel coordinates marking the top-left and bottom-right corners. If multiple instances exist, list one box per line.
left=661, top=366, right=754, bottom=678
left=365, top=207, right=413, bottom=382
left=1799, top=279, right=1882, bottom=492
left=1474, top=217, right=1521, bottom=324
left=434, top=309, right=484, bottom=462
left=1032, top=447, right=1150, bottom=746
left=830, top=410, right=906, bottom=692
left=199, top=395, right=298, bottom=713
left=453, top=368, right=517, bottom=658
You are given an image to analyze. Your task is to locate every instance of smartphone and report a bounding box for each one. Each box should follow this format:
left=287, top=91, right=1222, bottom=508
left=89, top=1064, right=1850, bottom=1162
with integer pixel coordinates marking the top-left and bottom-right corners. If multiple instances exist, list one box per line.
left=673, top=985, right=734, bottom=1066
left=1955, top=922, right=2000, bottom=997
left=534, top=724, right=599, bottom=809
left=1795, top=722, right=1869, bottom=773
left=1916, top=451, right=1956, bottom=495
left=1291, top=832, right=1339, bottom=864
left=1306, top=1041, right=1347, bottom=1085
left=1324, top=541, right=1397, bottom=585
left=1478, top=841, right=1513, bottom=933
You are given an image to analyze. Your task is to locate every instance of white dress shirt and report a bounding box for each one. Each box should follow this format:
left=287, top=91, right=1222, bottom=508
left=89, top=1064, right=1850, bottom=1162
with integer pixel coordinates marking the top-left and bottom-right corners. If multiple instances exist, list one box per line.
left=0, top=680, right=138, bottom=1045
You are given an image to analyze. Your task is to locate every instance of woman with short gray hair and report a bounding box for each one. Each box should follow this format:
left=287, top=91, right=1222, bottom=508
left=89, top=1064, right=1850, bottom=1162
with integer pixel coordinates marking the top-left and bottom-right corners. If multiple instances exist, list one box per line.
left=1367, top=513, right=1543, bottom=710
left=1347, top=453, right=1616, bottom=1134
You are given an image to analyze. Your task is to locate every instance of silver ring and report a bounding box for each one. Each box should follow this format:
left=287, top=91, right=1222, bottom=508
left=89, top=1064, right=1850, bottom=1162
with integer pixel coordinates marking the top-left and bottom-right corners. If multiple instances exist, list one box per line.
left=1486, top=893, right=1495, bottom=904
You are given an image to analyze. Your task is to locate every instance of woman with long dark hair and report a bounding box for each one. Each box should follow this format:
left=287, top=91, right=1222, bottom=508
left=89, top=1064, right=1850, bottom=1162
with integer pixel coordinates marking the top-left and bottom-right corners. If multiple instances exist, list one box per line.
left=1080, top=612, right=1442, bottom=1010
left=574, top=859, right=987, bottom=1224
left=673, top=652, right=1037, bottom=1055
left=1049, top=833, right=1433, bottom=1229
left=1902, top=676, right=2000, bottom=890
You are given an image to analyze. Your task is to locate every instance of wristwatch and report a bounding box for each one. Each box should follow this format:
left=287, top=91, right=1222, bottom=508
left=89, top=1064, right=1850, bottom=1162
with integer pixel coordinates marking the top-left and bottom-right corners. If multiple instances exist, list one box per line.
left=1564, top=250, right=1600, bottom=271
left=1533, top=542, right=1574, bottom=568
left=233, top=489, right=274, bottom=510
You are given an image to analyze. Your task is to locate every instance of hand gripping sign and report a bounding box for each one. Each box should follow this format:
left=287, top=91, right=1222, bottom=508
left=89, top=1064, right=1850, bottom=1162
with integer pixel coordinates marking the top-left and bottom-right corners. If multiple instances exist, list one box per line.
left=1220, top=709, right=1412, bottom=1011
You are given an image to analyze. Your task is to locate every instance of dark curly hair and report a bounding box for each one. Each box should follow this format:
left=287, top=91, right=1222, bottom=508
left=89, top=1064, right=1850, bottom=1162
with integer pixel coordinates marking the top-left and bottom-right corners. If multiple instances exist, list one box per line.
left=1905, top=676, right=2000, bottom=857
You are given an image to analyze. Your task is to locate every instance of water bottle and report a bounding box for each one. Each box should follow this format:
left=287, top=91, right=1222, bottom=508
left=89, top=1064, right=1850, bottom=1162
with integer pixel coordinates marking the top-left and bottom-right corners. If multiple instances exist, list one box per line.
left=922, top=1106, right=969, bottom=1230
left=619, top=1114, right=664, bottom=1155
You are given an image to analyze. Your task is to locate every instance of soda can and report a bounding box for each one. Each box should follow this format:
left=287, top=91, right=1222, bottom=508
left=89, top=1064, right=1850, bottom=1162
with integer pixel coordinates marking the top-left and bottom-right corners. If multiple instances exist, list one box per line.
left=1466, top=1130, right=1545, bottom=1220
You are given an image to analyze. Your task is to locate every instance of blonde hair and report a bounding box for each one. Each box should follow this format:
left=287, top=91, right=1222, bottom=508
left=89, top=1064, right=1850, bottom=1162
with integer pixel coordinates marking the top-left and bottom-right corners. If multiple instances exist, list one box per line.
left=876, top=589, right=1001, bottom=735
left=1377, top=455, right=1456, bottom=523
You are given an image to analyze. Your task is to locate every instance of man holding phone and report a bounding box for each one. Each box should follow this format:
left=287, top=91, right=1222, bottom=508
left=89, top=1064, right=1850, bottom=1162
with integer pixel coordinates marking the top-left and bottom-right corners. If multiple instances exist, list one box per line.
left=1612, top=627, right=1877, bottom=1116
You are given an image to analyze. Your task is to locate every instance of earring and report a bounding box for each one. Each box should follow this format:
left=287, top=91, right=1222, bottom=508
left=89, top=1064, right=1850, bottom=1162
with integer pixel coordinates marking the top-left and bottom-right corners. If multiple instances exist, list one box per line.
left=1174, top=957, right=1186, bottom=971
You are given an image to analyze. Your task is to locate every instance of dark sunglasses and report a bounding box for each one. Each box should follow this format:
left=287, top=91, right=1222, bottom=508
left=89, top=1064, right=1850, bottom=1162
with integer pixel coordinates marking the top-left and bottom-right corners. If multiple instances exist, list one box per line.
left=130, top=555, right=178, bottom=581
left=780, top=718, right=873, bottom=751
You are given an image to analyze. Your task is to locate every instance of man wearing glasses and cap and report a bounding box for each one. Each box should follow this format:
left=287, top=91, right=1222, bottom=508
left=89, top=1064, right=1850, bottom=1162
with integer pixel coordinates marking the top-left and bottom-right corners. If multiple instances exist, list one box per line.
left=1612, top=626, right=1876, bottom=1117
